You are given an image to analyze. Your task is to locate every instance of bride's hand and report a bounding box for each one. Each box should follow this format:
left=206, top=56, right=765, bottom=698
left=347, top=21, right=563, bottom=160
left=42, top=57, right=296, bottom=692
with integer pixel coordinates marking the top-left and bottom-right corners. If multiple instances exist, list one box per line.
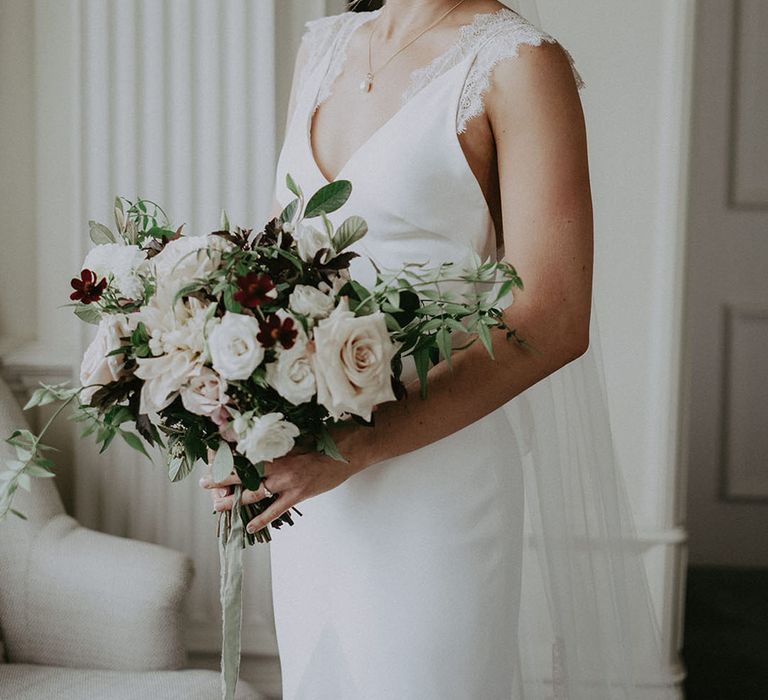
left=199, top=434, right=369, bottom=533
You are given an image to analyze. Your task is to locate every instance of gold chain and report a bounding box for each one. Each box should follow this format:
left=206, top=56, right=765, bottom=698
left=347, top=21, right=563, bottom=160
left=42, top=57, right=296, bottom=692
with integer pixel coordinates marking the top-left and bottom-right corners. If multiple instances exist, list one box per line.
left=360, top=0, right=469, bottom=93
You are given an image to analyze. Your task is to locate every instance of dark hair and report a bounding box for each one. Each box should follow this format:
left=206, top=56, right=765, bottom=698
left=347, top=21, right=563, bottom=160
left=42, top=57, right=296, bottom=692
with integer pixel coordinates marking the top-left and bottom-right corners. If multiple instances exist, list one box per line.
left=348, top=0, right=384, bottom=11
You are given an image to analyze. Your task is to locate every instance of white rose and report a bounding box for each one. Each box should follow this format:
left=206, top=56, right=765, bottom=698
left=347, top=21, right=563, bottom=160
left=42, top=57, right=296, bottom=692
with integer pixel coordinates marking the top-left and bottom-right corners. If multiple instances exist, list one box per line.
left=313, top=297, right=397, bottom=421
left=80, top=314, right=131, bottom=404
left=265, top=339, right=316, bottom=405
left=208, top=312, right=264, bottom=380
left=134, top=349, right=200, bottom=415
left=180, top=367, right=228, bottom=416
left=83, top=243, right=147, bottom=300
left=295, top=221, right=331, bottom=263
left=234, top=412, right=300, bottom=464
left=288, top=284, right=335, bottom=320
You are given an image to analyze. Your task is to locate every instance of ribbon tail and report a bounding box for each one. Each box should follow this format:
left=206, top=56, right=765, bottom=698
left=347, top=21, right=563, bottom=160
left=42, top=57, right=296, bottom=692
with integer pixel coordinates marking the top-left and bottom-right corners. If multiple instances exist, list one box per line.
left=219, top=484, right=245, bottom=700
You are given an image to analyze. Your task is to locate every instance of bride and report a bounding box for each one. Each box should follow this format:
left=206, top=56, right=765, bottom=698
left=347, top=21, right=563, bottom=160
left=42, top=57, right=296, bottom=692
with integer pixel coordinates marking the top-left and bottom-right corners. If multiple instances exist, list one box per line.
left=202, top=1, right=675, bottom=698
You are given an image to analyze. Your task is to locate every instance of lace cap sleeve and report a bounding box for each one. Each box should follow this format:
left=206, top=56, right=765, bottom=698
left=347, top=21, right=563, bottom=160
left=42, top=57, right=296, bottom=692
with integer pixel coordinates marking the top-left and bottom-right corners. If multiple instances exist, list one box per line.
left=457, top=16, right=586, bottom=134
left=296, top=13, right=351, bottom=102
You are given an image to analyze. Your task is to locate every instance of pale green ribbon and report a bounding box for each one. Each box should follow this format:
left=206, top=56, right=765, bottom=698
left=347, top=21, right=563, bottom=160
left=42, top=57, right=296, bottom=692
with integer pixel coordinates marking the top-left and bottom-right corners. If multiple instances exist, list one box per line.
left=218, top=484, right=244, bottom=700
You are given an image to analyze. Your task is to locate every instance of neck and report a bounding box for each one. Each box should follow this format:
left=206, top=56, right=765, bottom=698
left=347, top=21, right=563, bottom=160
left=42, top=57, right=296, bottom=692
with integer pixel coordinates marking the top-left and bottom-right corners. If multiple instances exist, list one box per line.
left=374, top=0, right=467, bottom=42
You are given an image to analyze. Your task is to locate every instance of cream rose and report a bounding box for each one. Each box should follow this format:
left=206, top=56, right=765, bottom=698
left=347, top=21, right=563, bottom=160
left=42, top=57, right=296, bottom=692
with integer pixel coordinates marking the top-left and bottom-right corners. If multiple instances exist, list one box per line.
left=295, top=221, right=331, bottom=263
left=80, top=314, right=132, bottom=405
left=180, top=367, right=228, bottom=416
left=208, top=312, right=264, bottom=380
left=134, top=349, right=200, bottom=415
left=151, top=234, right=230, bottom=303
left=288, top=284, right=335, bottom=320
left=313, top=297, right=397, bottom=421
left=265, top=339, right=316, bottom=405
left=233, top=412, right=300, bottom=464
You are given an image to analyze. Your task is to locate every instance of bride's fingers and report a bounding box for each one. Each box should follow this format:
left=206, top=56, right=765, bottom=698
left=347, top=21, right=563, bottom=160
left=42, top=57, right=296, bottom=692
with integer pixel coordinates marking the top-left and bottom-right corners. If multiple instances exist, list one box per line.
left=213, top=483, right=272, bottom=512
left=199, top=472, right=241, bottom=489
left=246, top=495, right=294, bottom=533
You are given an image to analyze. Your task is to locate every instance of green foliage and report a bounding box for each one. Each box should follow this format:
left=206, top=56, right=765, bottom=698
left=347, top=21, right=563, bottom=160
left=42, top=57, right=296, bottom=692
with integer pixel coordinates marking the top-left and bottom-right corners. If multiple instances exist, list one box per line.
left=304, top=180, right=352, bottom=218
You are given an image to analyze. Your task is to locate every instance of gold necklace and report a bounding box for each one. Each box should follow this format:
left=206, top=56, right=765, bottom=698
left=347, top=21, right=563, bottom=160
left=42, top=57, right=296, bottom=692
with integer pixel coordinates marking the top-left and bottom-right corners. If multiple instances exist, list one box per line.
left=360, top=0, right=469, bottom=93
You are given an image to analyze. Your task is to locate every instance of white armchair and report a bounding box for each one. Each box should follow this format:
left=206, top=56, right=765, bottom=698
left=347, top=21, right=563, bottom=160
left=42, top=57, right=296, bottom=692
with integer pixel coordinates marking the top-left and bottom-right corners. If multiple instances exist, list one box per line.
left=0, top=375, right=263, bottom=699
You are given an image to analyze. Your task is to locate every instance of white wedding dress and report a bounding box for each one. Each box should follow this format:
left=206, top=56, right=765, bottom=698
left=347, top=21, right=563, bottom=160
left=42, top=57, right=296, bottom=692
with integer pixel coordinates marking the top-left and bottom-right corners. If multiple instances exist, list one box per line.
left=268, top=8, right=587, bottom=700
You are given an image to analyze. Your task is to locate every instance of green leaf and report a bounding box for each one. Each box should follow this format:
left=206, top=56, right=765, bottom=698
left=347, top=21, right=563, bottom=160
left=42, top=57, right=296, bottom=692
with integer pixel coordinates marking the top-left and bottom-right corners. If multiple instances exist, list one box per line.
left=223, top=286, right=242, bottom=313
left=89, top=220, right=116, bottom=244
left=413, top=347, right=430, bottom=399
left=331, top=215, right=367, bottom=253
left=74, top=304, right=101, bottom=325
left=24, top=386, right=50, bottom=410
left=477, top=323, right=495, bottom=359
left=146, top=226, right=177, bottom=239
left=168, top=454, right=194, bottom=482
left=304, top=180, right=352, bottom=218
left=279, top=198, right=299, bottom=224
left=24, top=464, right=55, bottom=478
left=286, top=173, right=303, bottom=199
left=219, top=209, right=230, bottom=232
left=212, top=440, right=235, bottom=483
left=316, top=428, right=348, bottom=463
left=10, top=508, right=27, bottom=520
left=436, top=327, right=452, bottom=368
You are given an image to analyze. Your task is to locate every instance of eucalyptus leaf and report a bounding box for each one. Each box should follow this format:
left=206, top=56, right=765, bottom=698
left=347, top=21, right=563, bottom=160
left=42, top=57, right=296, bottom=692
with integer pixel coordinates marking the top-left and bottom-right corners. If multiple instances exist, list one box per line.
left=212, top=440, right=235, bottom=483
left=168, top=454, right=193, bottom=482
left=74, top=304, right=102, bottom=325
left=89, top=220, right=116, bottom=245
left=286, top=173, right=303, bottom=199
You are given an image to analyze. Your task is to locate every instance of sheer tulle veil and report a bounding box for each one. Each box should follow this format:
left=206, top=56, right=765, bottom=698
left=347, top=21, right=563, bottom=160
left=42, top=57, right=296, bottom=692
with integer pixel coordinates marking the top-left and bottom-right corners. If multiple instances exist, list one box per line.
left=497, top=1, right=677, bottom=698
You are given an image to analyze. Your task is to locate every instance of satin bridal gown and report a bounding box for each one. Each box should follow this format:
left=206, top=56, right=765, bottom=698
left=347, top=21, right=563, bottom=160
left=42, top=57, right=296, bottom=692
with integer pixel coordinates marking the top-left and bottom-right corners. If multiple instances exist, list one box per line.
left=270, top=8, right=584, bottom=700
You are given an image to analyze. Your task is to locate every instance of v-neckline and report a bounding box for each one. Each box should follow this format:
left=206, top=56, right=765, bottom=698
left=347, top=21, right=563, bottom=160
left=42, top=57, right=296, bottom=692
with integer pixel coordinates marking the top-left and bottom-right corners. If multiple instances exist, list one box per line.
left=305, top=7, right=518, bottom=185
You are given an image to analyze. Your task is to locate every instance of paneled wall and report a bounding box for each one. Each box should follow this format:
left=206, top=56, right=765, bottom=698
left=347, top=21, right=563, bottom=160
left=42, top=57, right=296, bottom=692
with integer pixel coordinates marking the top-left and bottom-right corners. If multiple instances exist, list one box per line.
left=684, top=0, right=768, bottom=567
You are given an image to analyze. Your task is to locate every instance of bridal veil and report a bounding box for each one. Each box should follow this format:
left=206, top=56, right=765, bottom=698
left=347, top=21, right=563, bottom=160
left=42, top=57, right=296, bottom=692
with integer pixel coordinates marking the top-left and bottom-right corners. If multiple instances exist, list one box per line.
left=499, top=1, right=678, bottom=697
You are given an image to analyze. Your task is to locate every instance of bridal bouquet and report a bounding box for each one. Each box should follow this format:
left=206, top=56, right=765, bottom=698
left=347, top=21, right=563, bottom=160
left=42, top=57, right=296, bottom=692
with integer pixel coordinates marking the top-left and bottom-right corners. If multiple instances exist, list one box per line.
left=0, top=175, right=524, bottom=698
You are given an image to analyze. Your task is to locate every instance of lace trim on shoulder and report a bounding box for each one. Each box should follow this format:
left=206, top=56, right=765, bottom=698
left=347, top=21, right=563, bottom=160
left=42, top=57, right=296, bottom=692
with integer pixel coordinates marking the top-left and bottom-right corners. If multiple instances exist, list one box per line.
left=297, top=12, right=360, bottom=105
left=456, top=10, right=586, bottom=133
left=303, top=10, right=381, bottom=113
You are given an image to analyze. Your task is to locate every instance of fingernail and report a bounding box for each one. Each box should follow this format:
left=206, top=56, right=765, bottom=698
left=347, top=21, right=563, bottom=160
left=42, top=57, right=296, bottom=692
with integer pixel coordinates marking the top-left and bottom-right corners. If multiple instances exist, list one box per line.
left=213, top=498, right=224, bottom=511
left=199, top=477, right=211, bottom=487
left=247, top=522, right=258, bottom=534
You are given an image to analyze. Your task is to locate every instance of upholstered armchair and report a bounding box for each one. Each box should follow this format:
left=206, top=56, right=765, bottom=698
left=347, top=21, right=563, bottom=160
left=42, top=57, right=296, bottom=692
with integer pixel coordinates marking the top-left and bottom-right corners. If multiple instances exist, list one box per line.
left=0, top=375, right=262, bottom=699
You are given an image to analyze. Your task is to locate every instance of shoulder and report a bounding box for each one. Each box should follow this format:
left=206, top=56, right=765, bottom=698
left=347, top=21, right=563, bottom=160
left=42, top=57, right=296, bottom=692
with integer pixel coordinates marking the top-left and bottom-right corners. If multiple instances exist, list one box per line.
left=457, top=10, right=584, bottom=133
left=473, top=10, right=586, bottom=92
left=302, top=10, right=364, bottom=44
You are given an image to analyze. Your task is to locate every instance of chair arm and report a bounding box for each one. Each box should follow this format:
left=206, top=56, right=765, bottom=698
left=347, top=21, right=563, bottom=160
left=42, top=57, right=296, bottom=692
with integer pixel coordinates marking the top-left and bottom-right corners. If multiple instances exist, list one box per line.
left=10, top=513, right=194, bottom=671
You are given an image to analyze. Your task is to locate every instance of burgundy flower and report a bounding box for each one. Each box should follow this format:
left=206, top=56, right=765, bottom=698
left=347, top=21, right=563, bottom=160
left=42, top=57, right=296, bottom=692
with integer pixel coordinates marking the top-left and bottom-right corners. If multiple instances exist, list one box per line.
left=70, top=269, right=107, bottom=304
left=233, top=272, right=275, bottom=308
left=257, top=314, right=298, bottom=350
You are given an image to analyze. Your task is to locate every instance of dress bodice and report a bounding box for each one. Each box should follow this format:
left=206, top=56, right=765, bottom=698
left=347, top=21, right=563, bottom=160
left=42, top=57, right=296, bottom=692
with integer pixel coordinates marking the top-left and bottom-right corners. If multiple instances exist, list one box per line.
left=273, top=7, right=585, bottom=289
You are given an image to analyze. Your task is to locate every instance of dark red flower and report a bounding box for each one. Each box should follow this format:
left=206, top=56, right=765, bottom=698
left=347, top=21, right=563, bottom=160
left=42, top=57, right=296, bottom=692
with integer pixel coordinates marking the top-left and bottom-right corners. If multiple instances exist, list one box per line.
left=258, top=314, right=298, bottom=350
left=233, top=272, right=275, bottom=308
left=70, top=269, right=107, bottom=304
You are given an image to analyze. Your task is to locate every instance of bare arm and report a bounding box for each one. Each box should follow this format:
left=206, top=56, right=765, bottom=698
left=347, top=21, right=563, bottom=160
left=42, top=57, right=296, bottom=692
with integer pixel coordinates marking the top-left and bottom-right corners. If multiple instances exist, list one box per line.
left=204, top=42, right=594, bottom=530
left=341, top=41, right=593, bottom=467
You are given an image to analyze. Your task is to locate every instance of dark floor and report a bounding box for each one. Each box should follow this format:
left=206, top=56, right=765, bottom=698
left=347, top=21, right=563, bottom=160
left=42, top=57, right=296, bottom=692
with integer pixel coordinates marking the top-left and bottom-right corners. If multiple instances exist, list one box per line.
left=683, top=566, right=768, bottom=700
